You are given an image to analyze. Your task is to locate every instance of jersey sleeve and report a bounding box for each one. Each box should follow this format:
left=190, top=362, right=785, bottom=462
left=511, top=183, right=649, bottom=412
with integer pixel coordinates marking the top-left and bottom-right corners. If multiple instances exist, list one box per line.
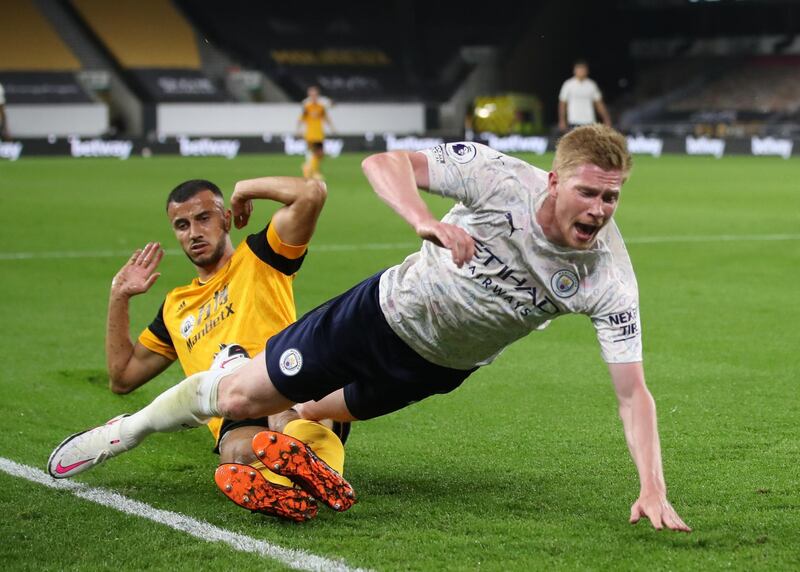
left=245, top=222, right=307, bottom=276
left=589, top=264, right=642, bottom=364
left=591, top=80, right=602, bottom=102
left=138, top=302, right=178, bottom=361
left=418, top=142, right=508, bottom=208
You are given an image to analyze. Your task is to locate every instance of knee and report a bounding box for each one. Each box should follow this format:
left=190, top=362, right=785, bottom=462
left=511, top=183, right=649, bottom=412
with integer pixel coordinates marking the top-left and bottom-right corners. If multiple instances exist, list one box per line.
left=218, top=432, right=258, bottom=465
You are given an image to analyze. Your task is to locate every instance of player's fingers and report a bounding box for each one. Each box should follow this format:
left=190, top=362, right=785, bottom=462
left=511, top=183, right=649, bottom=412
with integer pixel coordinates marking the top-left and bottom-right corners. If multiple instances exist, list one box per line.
left=139, top=242, right=156, bottom=265
left=143, top=273, right=161, bottom=290
left=645, top=508, right=663, bottom=530
left=147, top=246, right=164, bottom=270
left=629, top=503, right=641, bottom=524
left=666, top=510, right=691, bottom=532
left=445, top=231, right=467, bottom=267
left=142, top=242, right=158, bottom=266
left=128, top=249, right=142, bottom=264
left=462, top=233, right=475, bottom=262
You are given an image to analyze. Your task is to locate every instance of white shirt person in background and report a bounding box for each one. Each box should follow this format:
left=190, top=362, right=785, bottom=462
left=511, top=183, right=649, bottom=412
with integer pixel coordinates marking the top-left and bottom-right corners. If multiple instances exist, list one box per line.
left=0, top=82, right=9, bottom=141
left=558, top=60, right=612, bottom=131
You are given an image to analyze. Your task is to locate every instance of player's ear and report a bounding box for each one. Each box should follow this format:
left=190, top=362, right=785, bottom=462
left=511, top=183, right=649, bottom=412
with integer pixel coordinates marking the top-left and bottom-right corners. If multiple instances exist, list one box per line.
left=223, top=208, right=232, bottom=232
left=547, top=171, right=559, bottom=198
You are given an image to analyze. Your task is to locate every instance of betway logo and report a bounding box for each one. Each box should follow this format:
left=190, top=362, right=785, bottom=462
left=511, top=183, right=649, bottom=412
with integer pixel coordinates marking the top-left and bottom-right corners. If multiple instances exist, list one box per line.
left=0, top=142, right=23, bottom=161
left=178, top=137, right=240, bottom=159
left=384, top=134, right=444, bottom=151
left=485, top=134, right=548, bottom=155
left=282, top=135, right=344, bottom=157
left=69, top=138, right=133, bottom=159
left=751, top=136, right=793, bottom=159
left=626, top=135, right=663, bottom=157
left=685, top=136, right=725, bottom=158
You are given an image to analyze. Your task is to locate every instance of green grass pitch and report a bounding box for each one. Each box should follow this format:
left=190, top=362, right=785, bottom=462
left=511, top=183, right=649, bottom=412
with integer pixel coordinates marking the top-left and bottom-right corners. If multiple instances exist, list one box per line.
left=0, top=152, right=798, bottom=571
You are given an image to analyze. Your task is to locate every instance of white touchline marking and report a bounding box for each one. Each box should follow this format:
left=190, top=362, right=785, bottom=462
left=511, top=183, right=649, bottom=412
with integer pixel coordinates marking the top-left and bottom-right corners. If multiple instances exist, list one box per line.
left=0, top=457, right=371, bottom=572
left=0, top=233, right=798, bottom=261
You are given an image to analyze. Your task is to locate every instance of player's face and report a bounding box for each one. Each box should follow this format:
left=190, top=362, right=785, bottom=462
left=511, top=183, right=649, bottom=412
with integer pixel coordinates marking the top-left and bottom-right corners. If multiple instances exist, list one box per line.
left=574, top=64, right=588, bottom=79
left=308, top=87, right=319, bottom=101
left=167, top=190, right=232, bottom=269
left=547, top=163, right=623, bottom=250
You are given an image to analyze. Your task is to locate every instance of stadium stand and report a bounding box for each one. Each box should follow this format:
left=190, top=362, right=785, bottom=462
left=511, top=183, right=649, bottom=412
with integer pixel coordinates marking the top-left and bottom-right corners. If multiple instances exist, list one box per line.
left=0, top=0, right=80, bottom=72
left=173, top=1, right=526, bottom=104
left=70, top=0, right=227, bottom=102
left=620, top=51, right=800, bottom=137
left=0, top=0, right=92, bottom=105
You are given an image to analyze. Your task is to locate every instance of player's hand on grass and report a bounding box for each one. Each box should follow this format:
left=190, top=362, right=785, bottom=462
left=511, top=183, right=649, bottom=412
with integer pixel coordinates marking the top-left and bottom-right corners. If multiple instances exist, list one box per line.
left=230, top=191, right=253, bottom=229
left=415, top=220, right=475, bottom=267
left=630, top=491, right=691, bottom=532
left=111, top=242, right=164, bottom=299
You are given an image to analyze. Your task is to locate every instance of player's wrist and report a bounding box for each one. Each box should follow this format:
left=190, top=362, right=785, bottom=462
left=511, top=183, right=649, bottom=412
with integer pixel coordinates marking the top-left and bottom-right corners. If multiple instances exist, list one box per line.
left=109, top=287, right=133, bottom=303
left=639, top=477, right=666, bottom=496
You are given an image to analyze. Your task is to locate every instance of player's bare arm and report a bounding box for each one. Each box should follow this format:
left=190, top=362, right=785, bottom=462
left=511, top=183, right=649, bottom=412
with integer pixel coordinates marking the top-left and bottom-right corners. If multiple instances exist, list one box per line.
left=609, top=362, right=691, bottom=532
left=0, top=106, right=8, bottom=140
left=595, top=100, right=612, bottom=127
left=558, top=100, right=568, bottom=131
left=361, top=151, right=475, bottom=267
left=230, top=177, right=327, bottom=244
left=106, top=242, right=173, bottom=393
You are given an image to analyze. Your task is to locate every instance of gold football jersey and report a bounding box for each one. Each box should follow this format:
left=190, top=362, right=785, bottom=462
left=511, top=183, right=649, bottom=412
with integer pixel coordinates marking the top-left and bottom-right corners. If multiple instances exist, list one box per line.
left=138, top=223, right=307, bottom=439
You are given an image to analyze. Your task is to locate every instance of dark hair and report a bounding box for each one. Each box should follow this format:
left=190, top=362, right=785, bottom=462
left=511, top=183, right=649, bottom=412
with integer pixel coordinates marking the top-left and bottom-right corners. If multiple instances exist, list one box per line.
left=166, top=179, right=223, bottom=211
left=574, top=59, right=588, bottom=68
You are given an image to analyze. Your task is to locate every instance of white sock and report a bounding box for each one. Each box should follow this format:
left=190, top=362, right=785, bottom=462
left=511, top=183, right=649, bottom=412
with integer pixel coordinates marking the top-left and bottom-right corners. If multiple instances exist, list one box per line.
left=118, top=371, right=222, bottom=449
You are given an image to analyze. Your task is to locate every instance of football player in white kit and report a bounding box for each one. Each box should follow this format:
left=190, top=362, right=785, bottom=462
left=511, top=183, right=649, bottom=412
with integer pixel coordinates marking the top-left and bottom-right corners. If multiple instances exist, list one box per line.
left=49, top=125, right=689, bottom=531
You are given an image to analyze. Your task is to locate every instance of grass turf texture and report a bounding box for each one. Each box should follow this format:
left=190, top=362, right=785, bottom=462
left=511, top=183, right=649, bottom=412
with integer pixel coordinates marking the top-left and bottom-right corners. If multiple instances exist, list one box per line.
left=0, top=153, right=798, bottom=571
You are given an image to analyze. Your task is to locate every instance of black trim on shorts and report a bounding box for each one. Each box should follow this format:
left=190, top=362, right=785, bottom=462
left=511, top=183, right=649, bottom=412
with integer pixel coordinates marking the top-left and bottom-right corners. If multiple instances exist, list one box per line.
left=213, top=418, right=351, bottom=454
left=246, top=223, right=306, bottom=276
left=212, top=417, right=270, bottom=454
left=332, top=421, right=351, bottom=445
left=147, top=301, right=174, bottom=347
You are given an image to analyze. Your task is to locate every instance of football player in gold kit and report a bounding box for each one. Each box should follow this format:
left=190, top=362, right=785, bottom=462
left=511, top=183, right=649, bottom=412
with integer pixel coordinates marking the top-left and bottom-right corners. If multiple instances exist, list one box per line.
left=297, top=85, right=334, bottom=180
left=102, top=176, right=349, bottom=521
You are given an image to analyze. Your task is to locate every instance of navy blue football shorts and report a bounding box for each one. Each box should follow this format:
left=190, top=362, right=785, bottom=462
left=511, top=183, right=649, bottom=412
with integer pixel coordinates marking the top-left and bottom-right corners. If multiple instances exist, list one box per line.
left=264, top=271, right=477, bottom=420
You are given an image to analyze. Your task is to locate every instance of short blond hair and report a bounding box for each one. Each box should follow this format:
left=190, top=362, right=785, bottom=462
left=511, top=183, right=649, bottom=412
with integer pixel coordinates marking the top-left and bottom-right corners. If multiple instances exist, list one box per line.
left=553, top=125, right=632, bottom=181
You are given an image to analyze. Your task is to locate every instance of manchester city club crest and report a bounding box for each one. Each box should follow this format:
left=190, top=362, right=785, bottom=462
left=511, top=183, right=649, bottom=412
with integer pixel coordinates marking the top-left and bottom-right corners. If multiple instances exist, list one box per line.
left=279, top=348, right=303, bottom=376
left=551, top=269, right=579, bottom=298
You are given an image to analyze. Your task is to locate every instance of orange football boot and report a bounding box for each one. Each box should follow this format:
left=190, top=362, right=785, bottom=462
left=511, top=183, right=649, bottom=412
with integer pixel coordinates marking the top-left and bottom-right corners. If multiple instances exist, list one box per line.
left=214, top=463, right=318, bottom=522
left=252, top=431, right=357, bottom=512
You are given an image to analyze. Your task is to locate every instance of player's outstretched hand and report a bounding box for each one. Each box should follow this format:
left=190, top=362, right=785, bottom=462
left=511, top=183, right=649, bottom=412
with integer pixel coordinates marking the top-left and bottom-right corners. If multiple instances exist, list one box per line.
left=415, top=220, right=475, bottom=267
left=630, top=492, right=691, bottom=532
left=230, top=192, right=253, bottom=229
left=111, top=242, right=164, bottom=298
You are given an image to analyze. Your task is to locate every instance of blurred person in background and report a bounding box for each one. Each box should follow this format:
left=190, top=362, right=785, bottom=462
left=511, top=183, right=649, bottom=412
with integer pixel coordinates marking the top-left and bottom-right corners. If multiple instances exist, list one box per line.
left=297, top=85, right=334, bottom=180
left=558, top=60, right=611, bottom=131
left=0, top=81, right=9, bottom=141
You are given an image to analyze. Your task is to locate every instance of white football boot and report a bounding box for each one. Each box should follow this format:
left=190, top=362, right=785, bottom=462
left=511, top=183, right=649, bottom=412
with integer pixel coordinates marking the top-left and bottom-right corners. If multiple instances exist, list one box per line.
left=47, top=414, right=131, bottom=479
left=209, top=343, right=251, bottom=371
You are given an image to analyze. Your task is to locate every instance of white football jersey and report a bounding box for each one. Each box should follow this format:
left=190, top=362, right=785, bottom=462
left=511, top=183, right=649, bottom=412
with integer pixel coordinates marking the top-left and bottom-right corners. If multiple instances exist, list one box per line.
left=378, top=142, right=642, bottom=370
left=559, top=77, right=602, bottom=125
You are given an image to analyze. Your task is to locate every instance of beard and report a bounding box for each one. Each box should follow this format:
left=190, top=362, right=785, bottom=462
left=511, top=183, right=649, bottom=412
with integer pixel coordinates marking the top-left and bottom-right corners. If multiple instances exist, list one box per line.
left=185, top=238, right=227, bottom=269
